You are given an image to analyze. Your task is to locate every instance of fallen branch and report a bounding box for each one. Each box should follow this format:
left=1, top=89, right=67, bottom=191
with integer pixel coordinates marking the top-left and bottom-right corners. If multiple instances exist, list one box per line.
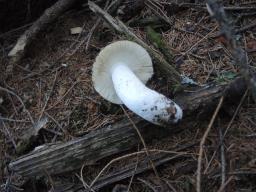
left=8, top=0, right=77, bottom=62
left=88, top=0, right=182, bottom=85
left=8, top=76, right=247, bottom=177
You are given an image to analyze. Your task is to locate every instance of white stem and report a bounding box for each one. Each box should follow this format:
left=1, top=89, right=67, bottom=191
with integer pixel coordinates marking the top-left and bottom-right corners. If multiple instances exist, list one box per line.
left=112, top=64, right=182, bottom=125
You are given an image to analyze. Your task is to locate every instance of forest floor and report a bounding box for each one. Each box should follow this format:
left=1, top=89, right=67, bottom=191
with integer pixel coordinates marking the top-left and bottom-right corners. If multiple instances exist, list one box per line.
left=1, top=0, right=256, bottom=192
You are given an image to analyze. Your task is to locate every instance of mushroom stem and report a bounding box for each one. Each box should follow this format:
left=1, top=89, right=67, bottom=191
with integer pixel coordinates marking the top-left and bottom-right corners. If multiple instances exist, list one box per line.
left=112, top=64, right=183, bottom=125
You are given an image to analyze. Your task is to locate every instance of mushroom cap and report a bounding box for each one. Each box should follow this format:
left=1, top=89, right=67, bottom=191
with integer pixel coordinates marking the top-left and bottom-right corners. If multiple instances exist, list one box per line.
left=92, top=40, right=153, bottom=104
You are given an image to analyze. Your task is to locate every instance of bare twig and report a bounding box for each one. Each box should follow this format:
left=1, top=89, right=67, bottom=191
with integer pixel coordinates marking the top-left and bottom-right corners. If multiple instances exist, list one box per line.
left=218, top=123, right=226, bottom=189
left=165, top=2, right=256, bottom=12
left=163, top=179, right=178, bottom=192
left=146, top=0, right=172, bottom=25
left=0, top=116, right=30, bottom=123
left=85, top=0, right=122, bottom=50
left=216, top=176, right=234, bottom=192
left=137, top=177, right=158, bottom=192
left=196, top=96, right=224, bottom=192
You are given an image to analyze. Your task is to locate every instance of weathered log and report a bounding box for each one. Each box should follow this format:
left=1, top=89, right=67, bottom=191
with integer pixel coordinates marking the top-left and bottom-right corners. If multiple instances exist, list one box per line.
left=9, top=119, right=147, bottom=177
left=8, top=76, right=247, bottom=177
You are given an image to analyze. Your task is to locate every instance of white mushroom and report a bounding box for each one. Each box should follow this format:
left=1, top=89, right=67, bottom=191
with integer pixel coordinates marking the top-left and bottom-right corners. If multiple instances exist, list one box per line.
left=92, top=40, right=182, bottom=126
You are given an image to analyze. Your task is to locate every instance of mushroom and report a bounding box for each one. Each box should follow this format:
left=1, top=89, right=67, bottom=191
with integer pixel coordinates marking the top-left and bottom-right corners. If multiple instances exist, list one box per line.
left=92, top=40, right=182, bottom=126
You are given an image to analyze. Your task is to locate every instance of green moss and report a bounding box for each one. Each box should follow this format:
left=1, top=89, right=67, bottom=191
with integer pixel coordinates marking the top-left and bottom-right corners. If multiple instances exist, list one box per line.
left=146, top=26, right=164, bottom=48
left=146, top=26, right=173, bottom=63
left=215, top=71, right=238, bottom=84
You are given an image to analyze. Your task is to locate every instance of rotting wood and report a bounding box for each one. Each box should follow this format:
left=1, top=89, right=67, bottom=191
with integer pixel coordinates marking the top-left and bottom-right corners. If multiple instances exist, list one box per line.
left=8, top=76, right=247, bottom=178
left=88, top=0, right=182, bottom=85
left=8, top=119, right=151, bottom=177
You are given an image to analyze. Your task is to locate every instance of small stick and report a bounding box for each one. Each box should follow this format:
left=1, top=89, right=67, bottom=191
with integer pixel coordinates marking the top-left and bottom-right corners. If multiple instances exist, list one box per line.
left=196, top=96, right=224, bottom=192
left=137, top=178, right=158, bottom=192
left=218, top=123, right=226, bottom=189
left=216, top=176, right=234, bottom=192
left=0, top=116, right=30, bottom=123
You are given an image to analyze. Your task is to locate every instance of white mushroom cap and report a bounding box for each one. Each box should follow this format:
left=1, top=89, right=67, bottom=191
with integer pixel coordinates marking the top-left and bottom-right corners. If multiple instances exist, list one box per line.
left=92, top=40, right=153, bottom=104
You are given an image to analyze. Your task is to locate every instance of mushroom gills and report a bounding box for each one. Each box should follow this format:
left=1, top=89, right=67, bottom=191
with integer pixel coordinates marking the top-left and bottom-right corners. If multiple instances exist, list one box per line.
left=112, top=63, right=183, bottom=125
